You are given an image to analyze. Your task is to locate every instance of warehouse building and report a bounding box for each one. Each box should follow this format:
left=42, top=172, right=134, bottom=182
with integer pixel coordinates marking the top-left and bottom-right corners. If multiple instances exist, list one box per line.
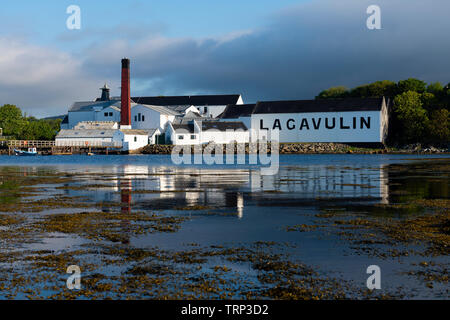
left=166, top=120, right=249, bottom=145
left=220, top=97, right=389, bottom=144
left=58, top=58, right=390, bottom=148
left=132, top=94, right=244, bottom=118
left=55, top=121, right=149, bottom=151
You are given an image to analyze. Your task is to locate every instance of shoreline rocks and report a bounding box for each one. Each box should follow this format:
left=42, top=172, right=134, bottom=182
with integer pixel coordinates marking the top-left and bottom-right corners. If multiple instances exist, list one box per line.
left=142, top=142, right=449, bottom=155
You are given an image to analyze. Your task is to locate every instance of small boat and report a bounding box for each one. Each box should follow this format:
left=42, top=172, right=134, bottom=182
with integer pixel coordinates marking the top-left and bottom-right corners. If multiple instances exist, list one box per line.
left=87, top=152, right=95, bottom=156
left=14, top=147, right=38, bottom=156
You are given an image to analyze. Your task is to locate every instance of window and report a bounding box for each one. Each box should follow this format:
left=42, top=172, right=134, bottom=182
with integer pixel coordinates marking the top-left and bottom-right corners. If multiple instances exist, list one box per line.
left=104, top=112, right=108, bottom=117
left=134, top=136, right=137, bottom=142
left=138, top=113, right=141, bottom=121
left=178, top=135, right=184, bottom=140
left=142, top=115, right=145, bottom=121
left=190, top=135, right=196, bottom=140
left=204, top=107, right=208, bottom=113
left=109, top=112, right=113, bottom=116
left=134, top=115, right=137, bottom=121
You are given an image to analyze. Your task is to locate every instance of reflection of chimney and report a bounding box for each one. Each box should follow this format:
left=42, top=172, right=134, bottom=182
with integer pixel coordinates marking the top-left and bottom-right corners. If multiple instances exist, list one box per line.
left=120, top=58, right=131, bottom=128
left=121, top=179, right=132, bottom=214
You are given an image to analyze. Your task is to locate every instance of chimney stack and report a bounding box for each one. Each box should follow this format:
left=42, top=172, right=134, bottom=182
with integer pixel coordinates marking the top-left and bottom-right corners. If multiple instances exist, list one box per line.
left=120, top=58, right=131, bottom=128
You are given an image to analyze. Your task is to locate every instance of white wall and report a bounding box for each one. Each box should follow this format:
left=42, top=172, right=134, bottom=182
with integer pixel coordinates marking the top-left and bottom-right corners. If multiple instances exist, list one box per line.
left=55, top=131, right=123, bottom=147
left=202, top=105, right=227, bottom=118
left=122, top=133, right=148, bottom=151
left=131, top=105, right=175, bottom=131
left=200, top=96, right=242, bottom=118
left=200, top=129, right=249, bottom=144
left=184, top=106, right=200, bottom=114
left=94, top=106, right=120, bottom=123
left=172, top=132, right=199, bottom=145
left=166, top=123, right=199, bottom=145
left=132, top=105, right=160, bottom=130
left=251, top=111, right=382, bottom=143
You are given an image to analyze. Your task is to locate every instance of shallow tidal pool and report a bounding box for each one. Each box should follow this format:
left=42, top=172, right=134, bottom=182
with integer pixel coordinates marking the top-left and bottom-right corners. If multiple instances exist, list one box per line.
left=0, top=154, right=448, bottom=299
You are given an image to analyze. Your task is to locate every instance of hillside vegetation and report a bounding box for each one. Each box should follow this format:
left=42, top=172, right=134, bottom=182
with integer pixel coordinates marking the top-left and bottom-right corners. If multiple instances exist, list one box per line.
left=316, top=79, right=450, bottom=146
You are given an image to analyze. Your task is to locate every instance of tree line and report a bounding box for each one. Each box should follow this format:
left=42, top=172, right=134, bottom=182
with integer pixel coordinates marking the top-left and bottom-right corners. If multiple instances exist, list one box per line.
left=316, top=79, right=450, bottom=146
left=0, top=104, right=61, bottom=140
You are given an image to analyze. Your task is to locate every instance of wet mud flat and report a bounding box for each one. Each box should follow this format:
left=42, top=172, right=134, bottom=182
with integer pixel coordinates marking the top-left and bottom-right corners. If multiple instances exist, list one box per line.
left=0, top=156, right=448, bottom=299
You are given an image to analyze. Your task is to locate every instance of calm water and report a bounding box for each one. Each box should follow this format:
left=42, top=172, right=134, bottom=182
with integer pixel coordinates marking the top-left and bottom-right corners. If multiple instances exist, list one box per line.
left=0, top=154, right=449, bottom=299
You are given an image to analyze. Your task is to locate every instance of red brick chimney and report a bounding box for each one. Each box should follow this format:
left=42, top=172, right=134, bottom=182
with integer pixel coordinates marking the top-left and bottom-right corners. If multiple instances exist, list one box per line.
left=120, top=58, right=131, bottom=127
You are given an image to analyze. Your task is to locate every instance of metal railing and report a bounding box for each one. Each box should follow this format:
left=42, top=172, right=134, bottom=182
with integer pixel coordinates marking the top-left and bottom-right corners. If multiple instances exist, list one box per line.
left=54, top=140, right=122, bottom=148
left=7, top=140, right=55, bottom=147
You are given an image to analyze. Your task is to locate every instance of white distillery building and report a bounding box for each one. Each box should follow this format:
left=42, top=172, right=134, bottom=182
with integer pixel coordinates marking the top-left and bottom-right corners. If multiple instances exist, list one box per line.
left=166, top=120, right=249, bottom=145
left=218, top=103, right=255, bottom=129
left=64, top=98, right=182, bottom=133
left=55, top=121, right=149, bottom=152
left=131, top=95, right=244, bottom=119
left=248, top=97, right=390, bottom=143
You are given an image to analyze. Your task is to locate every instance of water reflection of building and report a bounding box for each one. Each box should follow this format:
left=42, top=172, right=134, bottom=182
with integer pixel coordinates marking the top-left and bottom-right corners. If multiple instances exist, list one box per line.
left=59, top=163, right=389, bottom=219
left=249, top=165, right=389, bottom=202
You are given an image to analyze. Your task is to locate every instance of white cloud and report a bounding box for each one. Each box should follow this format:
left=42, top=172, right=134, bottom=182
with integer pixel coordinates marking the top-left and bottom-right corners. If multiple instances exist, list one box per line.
left=1, top=0, right=449, bottom=117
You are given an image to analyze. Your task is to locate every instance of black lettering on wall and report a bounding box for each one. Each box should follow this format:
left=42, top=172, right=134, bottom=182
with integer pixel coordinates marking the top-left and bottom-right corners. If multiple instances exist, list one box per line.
left=325, top=117, right=336, bottom=129
left=260, top=119, right=268, bottom=130
left=273, top=119, right=282, bottom=130
left=340, top=117, right=350, bottom=129
left=353, top=117, right=357, bottom=129
left=299, top=118, right=310, bottom=130
left=312, top=118, right=321, bottom=129
left=361, top=117, right=371, bottom=129
left=286, top=119, right=295, bottom=130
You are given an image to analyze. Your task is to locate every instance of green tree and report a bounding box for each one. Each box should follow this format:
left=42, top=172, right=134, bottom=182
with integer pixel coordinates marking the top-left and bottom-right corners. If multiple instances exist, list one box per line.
left=427, top=109, right=450, bottom=144
left=427, top=82, right=444, bottom=95
left=347, top=81, right=397, bottom=98
left=393, top=91, right=429, bottom=143
left=21, top=119, right=61, bottom=140
left=316, top=86, right=349, bottom=99
left=349, top=84, right=370, bottom=98
left=0, top=104, right=27, bottom=138
left=396, top=78, right=427, bottom=94
left=420, top=92, right=438, bottom=112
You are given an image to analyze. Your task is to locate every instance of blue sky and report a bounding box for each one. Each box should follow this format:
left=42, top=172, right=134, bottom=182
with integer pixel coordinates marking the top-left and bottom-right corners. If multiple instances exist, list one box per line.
left=0, top=0, right=448, bottom=117
left=1, top=1, right=304, bottom=45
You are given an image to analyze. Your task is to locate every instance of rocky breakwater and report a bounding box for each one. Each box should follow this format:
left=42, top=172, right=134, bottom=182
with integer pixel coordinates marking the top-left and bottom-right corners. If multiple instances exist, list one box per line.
left=141, top=143, right=381, bottom=154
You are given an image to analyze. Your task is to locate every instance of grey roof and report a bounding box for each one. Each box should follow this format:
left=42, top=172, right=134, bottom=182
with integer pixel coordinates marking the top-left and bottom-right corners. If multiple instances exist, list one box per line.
left=167, top=105, right=195, bottom=112
left=68, top=99, right=121, bottom=112
left=201, top=121, right=248, bottom=131
left=145, top=128, right=159, bottom=137
left=253, top=97, right=385, bottom=114
left=219, top=104, right=256, bottom=119
left=135, top=103, right=180, bottom=116
left=74, top=121, right=117, bottom=130
left=171, top=123, right=195, bottom=133
left=131, top=94, right=241, bottom=106
left=182, top=110, right=202, bottom=119
left=56, top=129, right=117, bottom=138
left=120, top=129, right=149, bottom=135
